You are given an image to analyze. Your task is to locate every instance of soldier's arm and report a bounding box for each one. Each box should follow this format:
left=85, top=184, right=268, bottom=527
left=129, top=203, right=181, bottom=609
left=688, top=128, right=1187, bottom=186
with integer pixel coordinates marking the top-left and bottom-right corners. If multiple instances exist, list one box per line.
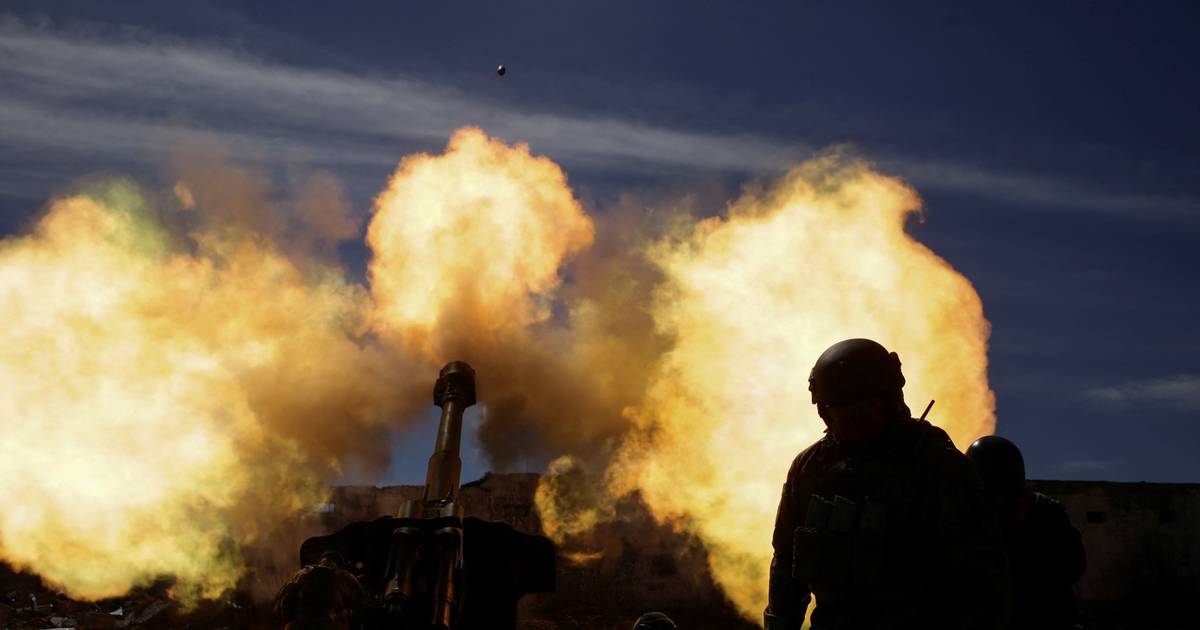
left=1041, top=497, right=1087, bottom=584
left=764, top=461, right=811, bottom=630
left=937, top=453, right=1011, bottom=630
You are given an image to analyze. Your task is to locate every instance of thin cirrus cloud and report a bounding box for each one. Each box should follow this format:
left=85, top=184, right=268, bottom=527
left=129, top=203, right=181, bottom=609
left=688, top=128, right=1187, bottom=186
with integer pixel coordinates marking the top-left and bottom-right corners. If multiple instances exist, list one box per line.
left=1058, top=460, right=1122, bottom=473
left=1083, top=375, right=1200, bottom=412
left=0, top=23, right=801, bottom=173
left=0, top=20, right=1196, bottom=220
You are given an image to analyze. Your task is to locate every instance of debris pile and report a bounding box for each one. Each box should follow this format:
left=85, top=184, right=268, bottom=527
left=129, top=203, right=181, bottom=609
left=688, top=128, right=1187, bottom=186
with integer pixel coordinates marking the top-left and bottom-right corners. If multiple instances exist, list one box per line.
left=0, top=566, right=272, bottom=630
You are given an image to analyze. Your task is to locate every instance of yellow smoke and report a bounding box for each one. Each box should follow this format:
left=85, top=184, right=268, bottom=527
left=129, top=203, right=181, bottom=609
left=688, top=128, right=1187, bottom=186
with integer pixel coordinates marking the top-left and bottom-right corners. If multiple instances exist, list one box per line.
left=0, top=127, right=602, bottom=605
left=0, top=180, right=416, bottom=603
left=534, top=455, right=615, bottom=548
left=0, top=126, right=992, bottom=625
left=368, top=127, right=593, bottom=357
left=367, top=128, right=629, bottom=471
left=607, top=154, right=994, bottom=620
left=364, top=132, right=993, bottom=623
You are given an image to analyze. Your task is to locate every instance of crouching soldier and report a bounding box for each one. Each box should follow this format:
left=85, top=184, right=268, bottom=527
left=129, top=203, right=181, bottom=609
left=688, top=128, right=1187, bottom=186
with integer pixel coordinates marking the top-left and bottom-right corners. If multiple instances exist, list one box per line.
left=274, top=551, right=366, bottom=630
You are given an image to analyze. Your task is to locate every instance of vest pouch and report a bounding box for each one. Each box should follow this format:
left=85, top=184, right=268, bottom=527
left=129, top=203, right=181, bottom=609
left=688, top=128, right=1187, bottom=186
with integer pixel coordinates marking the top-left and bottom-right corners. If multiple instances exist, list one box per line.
left=792, top=494, right=833, bottom=581
left=819, top=496, right=858, bottom=586
left=805, top=494, right=834, bottom=529
left=852, top=497, right=887, bottom=587
left=820, top=530, right=853, bottom=586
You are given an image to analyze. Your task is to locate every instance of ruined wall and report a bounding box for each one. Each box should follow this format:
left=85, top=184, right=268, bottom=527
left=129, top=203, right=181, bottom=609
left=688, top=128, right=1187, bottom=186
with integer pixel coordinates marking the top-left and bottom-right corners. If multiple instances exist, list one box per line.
left=1028, top=480, right=1200, bottom=623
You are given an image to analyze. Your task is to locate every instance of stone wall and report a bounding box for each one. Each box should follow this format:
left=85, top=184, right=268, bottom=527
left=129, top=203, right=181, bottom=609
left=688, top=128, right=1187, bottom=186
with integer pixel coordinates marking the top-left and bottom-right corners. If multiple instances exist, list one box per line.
left=1028, top=480, right=1200, bottom=625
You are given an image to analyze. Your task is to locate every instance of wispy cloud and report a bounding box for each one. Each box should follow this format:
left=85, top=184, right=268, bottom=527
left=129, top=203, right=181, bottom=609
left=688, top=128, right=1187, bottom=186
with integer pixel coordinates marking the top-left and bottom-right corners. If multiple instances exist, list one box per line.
left=892, top=158, right=1198, bottom=220
left=1082, top=375, right=1200, bottom=412
left=1057, top=460, right=1122, bottom=473
left=0, top=23, right=801, bottom=172
left=1, top=20, right=1196, bottom=219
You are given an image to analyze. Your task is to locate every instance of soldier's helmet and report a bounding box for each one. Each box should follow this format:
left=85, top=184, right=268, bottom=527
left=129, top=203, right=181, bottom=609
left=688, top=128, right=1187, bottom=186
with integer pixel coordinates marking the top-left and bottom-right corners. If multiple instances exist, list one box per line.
left=633, top=611, right=677, bottom=630
left=808, top=338, right=905, bottom=405
left=966, top=435, right=1026, bottom=500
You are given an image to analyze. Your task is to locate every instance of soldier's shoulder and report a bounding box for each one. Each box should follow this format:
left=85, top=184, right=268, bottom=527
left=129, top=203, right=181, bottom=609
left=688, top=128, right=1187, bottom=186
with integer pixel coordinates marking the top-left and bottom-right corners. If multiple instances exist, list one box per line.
left=1031, top=491, right=1063, bottom=507
left=905, top=421, right=981, bottom=489
left=910, top=418, right=954, bottom=444
left=288, top=563, right=322, bottom=580
left=1028, top=492, right=1071, bottom=521
left=788, top=434, right=835, bottom=476
left=910, top=421, right=966, bottom=463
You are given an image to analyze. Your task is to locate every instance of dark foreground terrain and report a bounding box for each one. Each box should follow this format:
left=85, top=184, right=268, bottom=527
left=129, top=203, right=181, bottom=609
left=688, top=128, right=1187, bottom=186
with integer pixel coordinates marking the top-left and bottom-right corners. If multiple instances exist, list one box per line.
left=0, top=569, right=1193, bottom=630
left=0, top=568, right=754, bottom=630
left=2, top=476, right=1196, bottom=629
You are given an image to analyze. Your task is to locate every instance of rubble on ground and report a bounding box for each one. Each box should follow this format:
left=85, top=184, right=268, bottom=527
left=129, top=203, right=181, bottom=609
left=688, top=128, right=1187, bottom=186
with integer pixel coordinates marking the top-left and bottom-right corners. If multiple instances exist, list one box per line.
left=0, top=567, right=272, bottom=630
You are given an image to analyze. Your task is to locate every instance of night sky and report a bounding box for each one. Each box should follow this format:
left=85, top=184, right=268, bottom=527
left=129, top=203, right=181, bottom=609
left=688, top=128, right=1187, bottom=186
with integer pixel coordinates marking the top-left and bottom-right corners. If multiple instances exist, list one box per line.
left=2, top=1, right=1197, bottom=484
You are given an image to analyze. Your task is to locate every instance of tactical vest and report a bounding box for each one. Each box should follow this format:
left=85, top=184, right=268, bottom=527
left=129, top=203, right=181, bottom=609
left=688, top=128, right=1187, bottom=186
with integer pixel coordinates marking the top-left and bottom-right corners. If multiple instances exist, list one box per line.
left=789, top=421, right=947, bottom=624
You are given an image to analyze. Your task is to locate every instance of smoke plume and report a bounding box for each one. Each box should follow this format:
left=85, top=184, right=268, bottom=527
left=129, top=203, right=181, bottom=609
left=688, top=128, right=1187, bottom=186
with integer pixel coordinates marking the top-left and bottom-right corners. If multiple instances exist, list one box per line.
left=0, top=174, right=423, bottom=603
left=0, top=128, right=993, bottom=625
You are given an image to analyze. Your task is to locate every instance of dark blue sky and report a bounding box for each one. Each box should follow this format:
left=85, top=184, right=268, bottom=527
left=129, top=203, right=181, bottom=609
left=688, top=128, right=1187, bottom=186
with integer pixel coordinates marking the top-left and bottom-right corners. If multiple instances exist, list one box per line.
left=2, top=1, right=1197, bottom=483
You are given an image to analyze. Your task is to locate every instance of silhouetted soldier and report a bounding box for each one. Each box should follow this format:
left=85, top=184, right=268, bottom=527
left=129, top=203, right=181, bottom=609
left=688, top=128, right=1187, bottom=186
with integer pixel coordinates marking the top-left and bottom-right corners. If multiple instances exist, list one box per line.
left=633, top=611, right=677, bottom=629
left=765, top=338, right=1009, bottom=630
left=274, top=551, right=367, bottom=630
left=967, top=436, right=1086, bottom=630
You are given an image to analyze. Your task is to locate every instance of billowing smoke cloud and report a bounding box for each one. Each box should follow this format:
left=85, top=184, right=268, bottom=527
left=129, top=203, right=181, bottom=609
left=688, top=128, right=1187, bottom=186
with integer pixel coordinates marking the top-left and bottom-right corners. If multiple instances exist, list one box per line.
left=367, top=127, right=654, bottom=471
left=364, top=131, right=993, bottom=622
left=0, top=128, right=993, bottom=625
left=604, top=153, right=994, bottom=617
left=0, top=174, right=424, bottom=603
left=166, top=138, right=361, bottom=266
